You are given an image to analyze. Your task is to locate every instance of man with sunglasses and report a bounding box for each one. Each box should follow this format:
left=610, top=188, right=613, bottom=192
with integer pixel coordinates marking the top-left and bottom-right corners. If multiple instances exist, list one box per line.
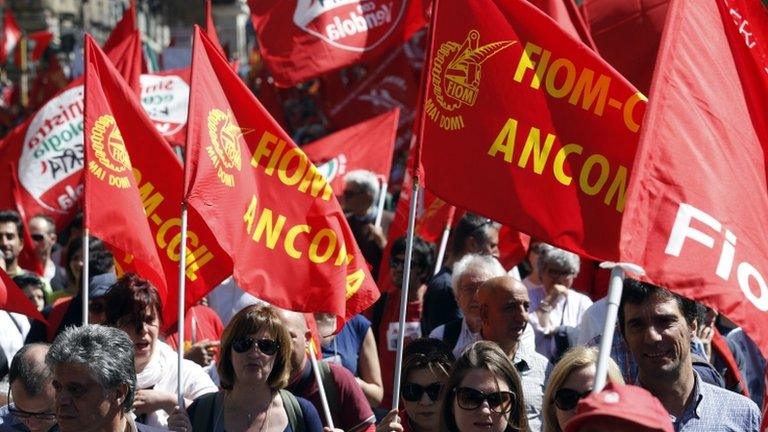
left=0, top=343, right=57, bottom=432
left=477, top=276, right=550, bottom=432
left=28, top=216, right=66, bottom=293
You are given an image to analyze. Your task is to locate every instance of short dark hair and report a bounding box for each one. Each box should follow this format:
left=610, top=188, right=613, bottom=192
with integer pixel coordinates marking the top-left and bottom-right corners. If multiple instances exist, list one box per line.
left=451, top=213, right=498, bottom=256
left=0, top=210, right=23, bottom=238
left=103, top=273, right=163, bottom=332
left=391, top=235, right=435, bottom=282
left=401, top=338, right=455, bottom=386
left=9, top=343, right=51, bottom=396
left=13, top=274, right=46, bottom=293
left=618, top=278, right=698, bottom=334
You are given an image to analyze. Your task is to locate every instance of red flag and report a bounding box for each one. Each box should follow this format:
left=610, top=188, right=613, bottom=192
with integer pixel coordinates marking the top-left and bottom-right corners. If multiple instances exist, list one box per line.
left=140, top=68, right=191, bottom=147
left=619, top=0, right=768, bottom=358
left=419, top=0, right=646, bottom=261
left=248, top=0, right=427, bottom=86
left=10, top=164, right=45, bottom=277
left=103, top=0, right=136, bottom=53
left=0, top=9, right=21, bottom=64
left=204, top=0, right=226, bottom=58
left=580, top=0, right=670, bottom=94
left=497, top=226, right=530, bottom=270
left=29, top=56, right=69, bottom=111
left=15, top=31, right=53, bottom=65
left=0, top=32, right=144, bottom=229
left=184, top=26, right=379, bottom=325
left=83, top=34, right=167, bottom=303
left=301, top=109, right=399, bottom=195
left=528, top=0, right=596, bottom=49
left=0, top=269, right=45, bottom=322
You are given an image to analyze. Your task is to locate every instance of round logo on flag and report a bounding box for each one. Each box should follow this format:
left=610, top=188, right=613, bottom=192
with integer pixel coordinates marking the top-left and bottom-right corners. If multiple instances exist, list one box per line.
left=88, top=115, right=133, bottom=189
left=316, top=154, right=348, bottom=183
left=293, top=0, right=408, bottom=53
left=206, top=109, right=252, bottom=187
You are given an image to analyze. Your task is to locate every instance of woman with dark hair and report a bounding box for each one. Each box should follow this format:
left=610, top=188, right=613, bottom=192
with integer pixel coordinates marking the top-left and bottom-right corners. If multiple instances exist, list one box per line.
left=377, top=338, right=456, bottom=432
left=103, top=273, right=217, bottom=428
left=440, top=341, right=528, bottom=432
left=168, top=304, right=323, bottom=432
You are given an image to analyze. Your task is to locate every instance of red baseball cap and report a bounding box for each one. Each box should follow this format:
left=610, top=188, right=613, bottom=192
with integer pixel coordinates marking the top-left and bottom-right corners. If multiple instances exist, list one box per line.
left=563, top=382, right=674, bottom=432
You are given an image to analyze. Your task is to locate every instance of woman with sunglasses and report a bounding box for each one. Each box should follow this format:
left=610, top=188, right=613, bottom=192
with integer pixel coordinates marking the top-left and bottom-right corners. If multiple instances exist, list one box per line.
left=377, top=338, right=455, bottom=432
left=541, top=346, right=624, bottom=432
left=440, top=341, right=527, bottom=432
left=169, top=304, right=323, bottom=432
left=103, top=273, right=218, bottom=428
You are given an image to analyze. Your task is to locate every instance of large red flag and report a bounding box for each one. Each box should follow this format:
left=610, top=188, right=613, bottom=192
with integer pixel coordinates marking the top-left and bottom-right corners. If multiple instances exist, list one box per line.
left=184, top=27, right=379, bottom=325
left=204, top=0, right=226, bottom=58
left=0, top=31, right=144, bottom=229
left=10, top=164, right=45, bottom=277
left=248, top=0, right=427, bottom=87
left=618, top=0, right=768, bottom=361
left=15, top=31, right=53, bottom=66
left=103, top=0, right=136, bottom=53
left=0, top=269, right=45, bottom=322
left=83, top=34, right=167, bottom=302
left=301, top=109, right=399, bottom=195
left=419, top=0, right=646, bottom=261
left=84, top=36, right=231, bottom=328
left=0, top=9, right=21, bottom=64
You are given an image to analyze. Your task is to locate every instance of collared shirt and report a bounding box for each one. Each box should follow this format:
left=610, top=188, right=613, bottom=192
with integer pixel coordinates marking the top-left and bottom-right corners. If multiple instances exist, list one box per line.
left=512, top=345, right=551, bottom=432
left=670, top=373, right=761, bottom=432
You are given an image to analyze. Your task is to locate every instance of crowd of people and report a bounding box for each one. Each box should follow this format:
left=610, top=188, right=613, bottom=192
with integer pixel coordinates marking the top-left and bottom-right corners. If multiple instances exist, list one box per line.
left=0, top=168, right=766, bottom=432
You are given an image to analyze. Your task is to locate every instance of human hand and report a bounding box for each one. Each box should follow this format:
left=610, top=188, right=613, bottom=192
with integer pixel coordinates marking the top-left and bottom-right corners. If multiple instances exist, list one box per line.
left=167, top=406, right=192, bottom=432
left=185, top=340, right=220, bottom=367
left=133, top=389, right=177, bottom=414
left=376, top=409, right=403, bottom=432
left=364, top=224, right=387, bottom=249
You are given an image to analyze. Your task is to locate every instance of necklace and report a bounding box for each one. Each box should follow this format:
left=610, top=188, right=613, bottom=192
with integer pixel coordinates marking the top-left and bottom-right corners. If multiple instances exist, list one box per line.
left=221, top=392, right=274, bottom=432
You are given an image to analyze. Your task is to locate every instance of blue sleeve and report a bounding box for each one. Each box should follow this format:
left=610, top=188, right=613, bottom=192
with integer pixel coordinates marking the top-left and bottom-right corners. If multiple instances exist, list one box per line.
left=351, top=314, right=371, bottom=347
left=298, top=397, right=324, bottom=432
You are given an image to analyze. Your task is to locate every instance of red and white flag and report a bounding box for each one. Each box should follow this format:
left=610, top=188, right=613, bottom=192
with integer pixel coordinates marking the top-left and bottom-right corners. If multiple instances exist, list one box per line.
left=0, top=9, right=21, bottom=64
left=140, top=68, right=191, bottom=147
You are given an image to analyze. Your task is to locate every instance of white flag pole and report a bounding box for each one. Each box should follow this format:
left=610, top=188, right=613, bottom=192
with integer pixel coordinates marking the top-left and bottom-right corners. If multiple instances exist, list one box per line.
left=82, top=229, right=90, bottom=326
left=176, top=204, right=189, bottom=408
left=593, top=262, right=644, bottom=392
left=374, top=178, right=388, bottom=228
left=308, top=342, right=335, bottom=429
left=391, top=180, right=420, bottom=410
left=433, top=207, right=456, bottom=275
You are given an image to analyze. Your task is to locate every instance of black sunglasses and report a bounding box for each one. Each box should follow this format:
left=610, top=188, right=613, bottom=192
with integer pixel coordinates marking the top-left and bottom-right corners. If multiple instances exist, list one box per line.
left=6, top=388, right=56, bottom=421
left=454, top=387, right=515, bottom=413
left=553, top=388, right=592, bottom=411
left=232, top=337, right=280, bottom=356
left=401, top=382, right=442, bottom=402
left=30, top=233, right=45, bottom=242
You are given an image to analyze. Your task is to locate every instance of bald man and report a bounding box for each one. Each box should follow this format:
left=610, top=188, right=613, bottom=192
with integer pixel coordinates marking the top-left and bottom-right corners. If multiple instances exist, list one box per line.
left=477, top=276, right=551, bottom=432
left=1, top=343, right=57, bottom=432
left=277, top=310, right=375, bottom=432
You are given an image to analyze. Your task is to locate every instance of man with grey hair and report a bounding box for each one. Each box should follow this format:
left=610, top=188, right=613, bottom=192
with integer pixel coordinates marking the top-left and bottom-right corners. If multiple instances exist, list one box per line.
left=46, top=325, right=163, bottom=432
left=0, top=343, right=56, bottom=432
left=528, top=244, right=592, bottom=362
left=342, top=169, right=391, bottom=279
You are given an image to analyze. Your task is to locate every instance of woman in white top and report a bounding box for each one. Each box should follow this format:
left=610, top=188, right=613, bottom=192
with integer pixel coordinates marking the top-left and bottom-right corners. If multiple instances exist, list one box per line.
left=527, top=244, right=592, bottom=362
left=103, top=273, right=218, bottom=428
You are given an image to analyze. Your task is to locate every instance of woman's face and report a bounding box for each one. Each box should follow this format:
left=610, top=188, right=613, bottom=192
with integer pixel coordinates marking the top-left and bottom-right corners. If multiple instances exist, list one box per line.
left=230, top=328, right=278, bottom=387
left=68, top=250, right=83, bottom=280
left=23, top=286, right=45, bottom=312
left=115, top=306, right=160, bottom=373
left=402, top=367, right=446, bottom=432
left=554, top=365, right=595, bottom=429
left=540, top=264, right=576, bottom=292
left=452, top=368, right=512, bottom=432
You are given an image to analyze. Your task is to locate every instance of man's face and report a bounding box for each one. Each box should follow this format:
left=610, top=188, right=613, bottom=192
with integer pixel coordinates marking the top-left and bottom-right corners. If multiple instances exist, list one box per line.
left=480, top=282, right=530, bottom=345
left=455, top=268, right=488, bottom=322
left=470, top=227, right=500, bottom=258
left=342, top=182, right=373, bottom=215
left=52, top=362, right=124, bottom=432
left=0, top=221, right=22, bottom=266
left=9, top=380, right=56, bottom=432
left=390, top=253, right=428, bottom=291
left=29, top=218, right=56, bottom=257
left=279, top=311, right=309, bottom=375
left=622, top=295, right=694, bottom=381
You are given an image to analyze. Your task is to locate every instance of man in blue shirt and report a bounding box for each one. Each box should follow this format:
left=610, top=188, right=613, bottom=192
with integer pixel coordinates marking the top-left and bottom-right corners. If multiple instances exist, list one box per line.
left=619, top=278, right=761, bottom=431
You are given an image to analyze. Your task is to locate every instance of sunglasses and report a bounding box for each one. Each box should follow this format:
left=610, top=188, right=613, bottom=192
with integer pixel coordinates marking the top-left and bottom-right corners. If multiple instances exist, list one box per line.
left=454, top=387, right=515, bottom=413
left=401, top=382, right=443, bottom=402
left=553, top=388, right=592, bottom=411
left=6, top=388, right=56, bottom=421
left=30, top=233, right=45, bottom=242
left=232, top=337, right=280, bottom=356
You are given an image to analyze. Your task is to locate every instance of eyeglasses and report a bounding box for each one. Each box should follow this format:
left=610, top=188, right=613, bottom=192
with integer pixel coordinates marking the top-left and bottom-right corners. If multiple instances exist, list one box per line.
left=6, top=388, right=56, bottom=422
left=232, top=337, right=280, bottom=356
left=546, top=268, right=576, bottom=278
left=454, top=387, right=515, bottom=413
left=401, top=382, right=442, bottom=402
left=553, top=388, right=592, bottom=411
left=30, top=233, right=45, bottom=242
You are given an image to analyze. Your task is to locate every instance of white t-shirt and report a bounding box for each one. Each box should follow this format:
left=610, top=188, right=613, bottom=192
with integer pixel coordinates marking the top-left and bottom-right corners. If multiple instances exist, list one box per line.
left=527, top=287, right=593, bottom=361
left=0, top=311, right=30, bottom=364
left=136, top=341, right=218, bottom=428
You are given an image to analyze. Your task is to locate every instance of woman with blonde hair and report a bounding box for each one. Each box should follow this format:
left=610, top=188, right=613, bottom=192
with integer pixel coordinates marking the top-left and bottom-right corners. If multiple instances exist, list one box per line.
left=541, top=346, right=624, bottom=432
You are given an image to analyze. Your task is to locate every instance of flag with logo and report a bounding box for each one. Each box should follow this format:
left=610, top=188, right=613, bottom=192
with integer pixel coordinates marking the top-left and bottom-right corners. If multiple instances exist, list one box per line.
left=0, top=9, right=21, bottom=65
left=248, top=0, right=428, bottom=86
left=0, top=269, right=45, bottom=322
left=419, top=0, right=646, bottom=261
left=618, top=0, right=768, bottom=359
left=301, top=109, right=399, bottom=195
left=184, top=26, right=379, bottom=325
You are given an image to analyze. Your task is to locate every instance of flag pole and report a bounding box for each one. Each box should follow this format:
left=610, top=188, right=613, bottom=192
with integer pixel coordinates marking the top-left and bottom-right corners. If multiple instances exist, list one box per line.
left=391, top=179, right=420, bottom=410
left=82, top=229, right=90, bottom=325
left=374, top=178, right=388, bottom=228
left=433, top=207, right=456, bottom=275
left=308, top=342, right=336, bottom=429
left=19, top=34, right=28, bottom=109
left=593, top=262, right=644, bottom=392
left=176, top=203, right=189, bottom=408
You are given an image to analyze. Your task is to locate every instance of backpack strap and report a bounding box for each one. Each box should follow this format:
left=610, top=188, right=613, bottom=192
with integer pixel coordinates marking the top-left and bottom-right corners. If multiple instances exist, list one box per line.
left=443, top=318, right=463, bottom=352
left=280, top=389, right=305, bottom=432
left=192, top=391, right=220, bottom=431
